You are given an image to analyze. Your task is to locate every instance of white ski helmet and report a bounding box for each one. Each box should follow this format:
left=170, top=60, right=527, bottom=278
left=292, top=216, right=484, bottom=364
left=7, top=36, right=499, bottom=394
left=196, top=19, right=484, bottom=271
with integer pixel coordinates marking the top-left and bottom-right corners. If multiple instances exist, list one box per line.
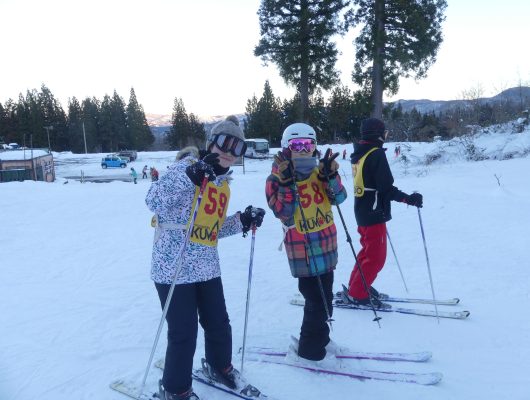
left=281, top=123, right=317, bottom=149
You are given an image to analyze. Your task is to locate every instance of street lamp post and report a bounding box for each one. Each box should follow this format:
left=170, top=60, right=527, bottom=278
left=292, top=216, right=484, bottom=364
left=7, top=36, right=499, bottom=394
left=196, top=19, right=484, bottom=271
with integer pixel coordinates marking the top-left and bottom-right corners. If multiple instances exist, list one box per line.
left=44, top=126, right=53, bottom=152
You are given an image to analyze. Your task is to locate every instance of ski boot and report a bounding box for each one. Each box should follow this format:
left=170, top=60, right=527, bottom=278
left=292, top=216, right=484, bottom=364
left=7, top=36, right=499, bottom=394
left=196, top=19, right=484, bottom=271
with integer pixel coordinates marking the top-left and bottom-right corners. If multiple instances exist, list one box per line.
left=158, top=380, right=199, bottom=400
left=201, top=359, right=240, bottom=390
left=200, top=358, right=262, bottom=398
left=340, top=287, right=391, bottom=310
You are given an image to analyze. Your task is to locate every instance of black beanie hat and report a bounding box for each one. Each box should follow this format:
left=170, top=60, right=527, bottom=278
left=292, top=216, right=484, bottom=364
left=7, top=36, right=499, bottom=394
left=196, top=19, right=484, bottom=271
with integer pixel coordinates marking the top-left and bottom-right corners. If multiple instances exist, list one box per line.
left=361, top=118, right=386, bottom=141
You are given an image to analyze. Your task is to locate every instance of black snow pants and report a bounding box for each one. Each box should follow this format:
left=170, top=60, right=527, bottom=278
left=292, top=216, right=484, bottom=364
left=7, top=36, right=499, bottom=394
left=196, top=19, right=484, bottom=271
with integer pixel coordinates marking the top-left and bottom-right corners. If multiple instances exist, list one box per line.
left=297, top=271, right=334, bottom=361
left=155, top=277, right=232, bottom=394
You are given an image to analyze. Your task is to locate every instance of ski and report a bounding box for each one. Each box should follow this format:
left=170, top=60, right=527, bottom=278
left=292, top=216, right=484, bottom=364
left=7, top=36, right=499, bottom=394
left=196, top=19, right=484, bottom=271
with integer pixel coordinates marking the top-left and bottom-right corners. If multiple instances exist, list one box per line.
left=297, top=291, right=460, bottom=306
left=336, top=284, right=460, bottom=305
left=243, top=346, right=432, bottom=362
left=290, top=298, right=470, bottom=319
left=337, top=292, right=459, bottom=305
left=155, top=358, right=275, bottom=400
left=109, top=379, right=158, bottom=400
left=245, top=354, right=442, bottom=385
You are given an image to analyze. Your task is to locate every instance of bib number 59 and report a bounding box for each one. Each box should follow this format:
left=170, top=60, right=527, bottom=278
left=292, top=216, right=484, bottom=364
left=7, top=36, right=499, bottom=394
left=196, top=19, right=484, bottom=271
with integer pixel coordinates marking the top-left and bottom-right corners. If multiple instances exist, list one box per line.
left=204, top=187, right=227, bottom=218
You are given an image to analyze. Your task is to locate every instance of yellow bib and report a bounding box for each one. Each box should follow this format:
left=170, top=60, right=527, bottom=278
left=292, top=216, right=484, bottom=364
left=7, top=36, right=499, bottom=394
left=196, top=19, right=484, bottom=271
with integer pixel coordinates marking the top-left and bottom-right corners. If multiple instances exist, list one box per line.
left=352, top=147, right=378, bottom=197
left=293, top=169, right=333, bottom=234
left=188, top=180, right=230, bottom=246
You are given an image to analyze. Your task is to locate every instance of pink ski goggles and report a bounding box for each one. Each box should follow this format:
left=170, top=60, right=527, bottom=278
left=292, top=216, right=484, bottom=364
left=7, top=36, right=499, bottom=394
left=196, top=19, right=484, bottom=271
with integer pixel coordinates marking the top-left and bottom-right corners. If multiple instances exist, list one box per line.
left=288, top=138, right=316, bottom=153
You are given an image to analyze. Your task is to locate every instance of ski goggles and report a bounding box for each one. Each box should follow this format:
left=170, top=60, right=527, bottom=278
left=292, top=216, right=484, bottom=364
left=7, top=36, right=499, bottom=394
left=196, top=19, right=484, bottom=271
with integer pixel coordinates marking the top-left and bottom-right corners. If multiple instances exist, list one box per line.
left=212, top=134, right=247, bottom=157
left=288, top=138, right=316, bottom=153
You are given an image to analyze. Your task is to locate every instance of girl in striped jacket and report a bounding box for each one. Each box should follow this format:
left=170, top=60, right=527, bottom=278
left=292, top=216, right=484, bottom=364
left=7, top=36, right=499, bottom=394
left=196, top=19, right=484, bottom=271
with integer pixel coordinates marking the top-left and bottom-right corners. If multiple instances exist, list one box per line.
left=265, top=123, right=346, bottom=364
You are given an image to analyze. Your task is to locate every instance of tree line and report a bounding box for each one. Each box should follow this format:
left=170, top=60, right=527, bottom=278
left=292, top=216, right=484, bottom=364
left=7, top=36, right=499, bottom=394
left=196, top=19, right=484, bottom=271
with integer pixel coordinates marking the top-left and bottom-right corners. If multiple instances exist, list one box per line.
left=0, top=85, right=154, bottom=153
left=244, top=80, right=530, bottom=146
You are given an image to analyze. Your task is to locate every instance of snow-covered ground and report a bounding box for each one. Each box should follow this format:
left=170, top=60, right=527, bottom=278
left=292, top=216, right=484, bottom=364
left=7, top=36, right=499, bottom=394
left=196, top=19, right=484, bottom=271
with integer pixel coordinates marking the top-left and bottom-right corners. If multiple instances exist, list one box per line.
left=1, top=125, right=530, bottom=400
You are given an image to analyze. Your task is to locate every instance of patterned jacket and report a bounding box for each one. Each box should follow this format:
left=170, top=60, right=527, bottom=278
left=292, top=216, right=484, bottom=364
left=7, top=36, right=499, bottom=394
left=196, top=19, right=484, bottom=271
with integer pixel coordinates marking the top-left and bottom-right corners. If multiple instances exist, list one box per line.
left=265, top=158, right=347, bottom=278
left=146, top=156, right=243, bottom=284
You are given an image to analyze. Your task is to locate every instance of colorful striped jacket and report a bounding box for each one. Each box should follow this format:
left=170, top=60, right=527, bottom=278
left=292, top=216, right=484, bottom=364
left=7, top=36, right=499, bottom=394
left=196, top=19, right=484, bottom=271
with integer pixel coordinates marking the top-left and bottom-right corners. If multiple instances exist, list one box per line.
left=265, top=158, right=347, bottom=278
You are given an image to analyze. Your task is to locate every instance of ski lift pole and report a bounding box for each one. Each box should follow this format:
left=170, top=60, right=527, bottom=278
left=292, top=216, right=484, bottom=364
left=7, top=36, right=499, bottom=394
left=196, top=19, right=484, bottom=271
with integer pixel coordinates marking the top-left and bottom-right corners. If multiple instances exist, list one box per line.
left=386, top=230, right=409, bottom=293
left=139, top=175, right=210, bottom=398
left=417, top=207, right=440, bottom=323
left=240, top=224, right=257, bottom=375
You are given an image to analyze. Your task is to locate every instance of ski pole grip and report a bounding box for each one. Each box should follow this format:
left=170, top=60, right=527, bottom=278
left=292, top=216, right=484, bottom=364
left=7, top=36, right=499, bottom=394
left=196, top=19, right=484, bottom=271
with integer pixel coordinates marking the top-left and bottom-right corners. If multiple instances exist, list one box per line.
left=200, top=175, right=209, bottom=192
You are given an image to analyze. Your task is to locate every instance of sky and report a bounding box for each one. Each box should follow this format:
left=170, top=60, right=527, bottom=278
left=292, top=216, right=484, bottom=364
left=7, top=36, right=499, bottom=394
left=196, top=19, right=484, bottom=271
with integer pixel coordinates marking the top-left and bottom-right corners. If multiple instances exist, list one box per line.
left=1, top=0, right=529, bottom=118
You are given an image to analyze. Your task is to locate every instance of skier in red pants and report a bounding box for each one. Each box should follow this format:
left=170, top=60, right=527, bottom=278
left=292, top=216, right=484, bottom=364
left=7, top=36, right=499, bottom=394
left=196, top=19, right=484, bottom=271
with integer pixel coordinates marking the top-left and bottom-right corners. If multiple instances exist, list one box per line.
left=343, top=118, right=423, bottom=308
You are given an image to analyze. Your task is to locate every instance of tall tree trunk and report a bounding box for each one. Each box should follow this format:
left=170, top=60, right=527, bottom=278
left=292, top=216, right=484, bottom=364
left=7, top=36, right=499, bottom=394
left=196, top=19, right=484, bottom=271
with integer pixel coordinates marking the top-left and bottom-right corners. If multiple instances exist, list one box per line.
left=300, top=0, right=310, bottom=122
left=300, top=69, right=309, bottom=122
left=371, top=0, right=385, bottom=119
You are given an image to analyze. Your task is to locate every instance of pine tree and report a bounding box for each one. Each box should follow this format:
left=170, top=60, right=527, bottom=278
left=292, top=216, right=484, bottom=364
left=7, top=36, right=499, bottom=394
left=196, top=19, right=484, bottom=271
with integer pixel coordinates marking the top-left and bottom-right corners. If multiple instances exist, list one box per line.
left=81, top=97, right=100, bottom=152
left=166, top=98, right=191, bottom=149
left=111, top=91, right=128, bottom=150
left=99, top=91, right=128, bottom=152
left=99, top=95, right=114, bottom=152
left=0, top=102, right=7, bottom=144
left=327, top=85, right=353, bottom=142
left=281, top=93, right=303, bottom=130
left=307, top=89, right=328, bottom=142
left=244, top=81, right=283, bottom=146
left=126, top=88, right=154, bottom=151
left=38, top=85, right=68, bottom=151
left=15, top=90, right=41, bottom=148
left=244, top=95, right=259, bottom=137
left=189, top=113, right=206, bottom=148
left=0, top=99, right=17, bottom=145
left=348, top=0, right=447, bottom=118
left=255, top=0, right=348, bottom=121
left=67, top=97, right=85, bottom=153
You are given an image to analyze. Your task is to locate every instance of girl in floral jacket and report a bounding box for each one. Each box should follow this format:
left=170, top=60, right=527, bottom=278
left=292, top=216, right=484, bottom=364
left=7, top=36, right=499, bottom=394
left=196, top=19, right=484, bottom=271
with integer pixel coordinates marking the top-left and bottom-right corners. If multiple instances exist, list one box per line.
left=146, top=116, right=264, bottom=400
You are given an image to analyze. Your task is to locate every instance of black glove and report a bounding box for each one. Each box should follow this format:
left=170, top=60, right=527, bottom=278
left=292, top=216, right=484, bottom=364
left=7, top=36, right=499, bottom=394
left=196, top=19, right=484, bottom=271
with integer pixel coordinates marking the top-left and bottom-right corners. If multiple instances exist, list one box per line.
left=318, top=148, right=339, bottom=180
left=273, top=152, right=294, bottom=185
left=240, top=205, right=266, bottom=237
left=185, top=153, right=219, bottom=186
left=405, top=192, right=423, bottom=208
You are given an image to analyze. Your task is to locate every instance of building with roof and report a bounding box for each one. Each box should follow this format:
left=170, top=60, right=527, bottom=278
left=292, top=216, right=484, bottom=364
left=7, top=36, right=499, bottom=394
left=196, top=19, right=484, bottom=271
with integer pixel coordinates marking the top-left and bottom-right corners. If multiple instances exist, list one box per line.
left=0, top=149, right=55, bottom=183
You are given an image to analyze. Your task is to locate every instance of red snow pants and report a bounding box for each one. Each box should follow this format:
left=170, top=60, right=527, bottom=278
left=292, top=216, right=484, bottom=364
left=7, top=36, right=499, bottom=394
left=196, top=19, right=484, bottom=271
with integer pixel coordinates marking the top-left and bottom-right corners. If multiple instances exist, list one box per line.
left=348, top=222, right=387, bottom=299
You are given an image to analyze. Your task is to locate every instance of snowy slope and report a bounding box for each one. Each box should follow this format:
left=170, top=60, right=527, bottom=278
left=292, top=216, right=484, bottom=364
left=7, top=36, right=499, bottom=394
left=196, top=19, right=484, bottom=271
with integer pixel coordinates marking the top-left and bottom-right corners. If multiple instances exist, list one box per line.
left=1, top=126, right=530, bottom=400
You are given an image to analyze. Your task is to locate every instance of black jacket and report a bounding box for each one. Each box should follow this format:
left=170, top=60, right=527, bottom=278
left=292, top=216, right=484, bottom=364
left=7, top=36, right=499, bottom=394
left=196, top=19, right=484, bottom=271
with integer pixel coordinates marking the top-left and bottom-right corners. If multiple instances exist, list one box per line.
left=351, top=141, right=408, bottom=227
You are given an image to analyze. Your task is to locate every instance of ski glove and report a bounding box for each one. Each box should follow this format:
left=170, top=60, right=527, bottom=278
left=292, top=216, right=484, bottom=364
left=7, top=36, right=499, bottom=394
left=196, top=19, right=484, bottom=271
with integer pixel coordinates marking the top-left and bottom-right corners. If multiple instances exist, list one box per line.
left=405, top=192, right=423, bottom=208
left=240, top=205, right=266, bottom=237
left=318, top=148, right=340, bottom=180
left=185, top=153, right=219, bottom=186
left=273, top=152, right=294, bottom=185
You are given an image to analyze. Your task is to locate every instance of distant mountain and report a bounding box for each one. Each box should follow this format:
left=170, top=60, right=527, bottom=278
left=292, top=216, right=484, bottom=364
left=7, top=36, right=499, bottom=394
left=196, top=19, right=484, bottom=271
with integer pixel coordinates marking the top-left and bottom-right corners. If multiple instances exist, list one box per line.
left=145, top=113, right=172, bottom=127
left=146, top=113, right=246, bottom=151
left=392, top=86, right=530, bottom=114
left=145, top=113, right=246, bottom=128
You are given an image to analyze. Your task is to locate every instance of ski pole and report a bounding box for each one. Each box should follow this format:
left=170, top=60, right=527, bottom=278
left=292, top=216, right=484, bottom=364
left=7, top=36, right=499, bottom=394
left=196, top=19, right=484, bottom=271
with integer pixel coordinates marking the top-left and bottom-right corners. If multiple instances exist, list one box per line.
left=386, top=230, right=409, bottom=293
left=289, top=164, right=334, bottom=329
left=139, top=175, right=210, bottom=398
left=240, top=224, right=257, bottom=375
left=416, top=207, right=440, bottom=323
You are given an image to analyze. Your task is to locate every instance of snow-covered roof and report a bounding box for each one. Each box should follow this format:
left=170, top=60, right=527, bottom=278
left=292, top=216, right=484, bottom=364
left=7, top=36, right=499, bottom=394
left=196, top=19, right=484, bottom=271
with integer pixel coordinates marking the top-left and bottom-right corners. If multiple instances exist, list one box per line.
left=0, top=149, right=50, bottom=161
